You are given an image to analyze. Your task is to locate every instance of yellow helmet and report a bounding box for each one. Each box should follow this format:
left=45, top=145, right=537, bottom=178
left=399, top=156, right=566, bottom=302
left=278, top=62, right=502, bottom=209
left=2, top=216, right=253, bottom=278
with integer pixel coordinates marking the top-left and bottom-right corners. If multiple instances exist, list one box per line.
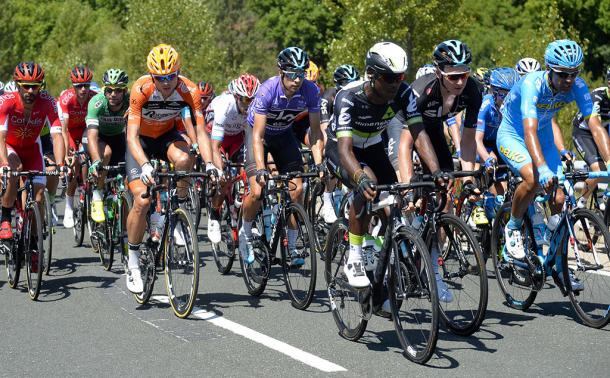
left=147, top=44, right=181, bottom=75
left=305, top=61, right=319, bottom=82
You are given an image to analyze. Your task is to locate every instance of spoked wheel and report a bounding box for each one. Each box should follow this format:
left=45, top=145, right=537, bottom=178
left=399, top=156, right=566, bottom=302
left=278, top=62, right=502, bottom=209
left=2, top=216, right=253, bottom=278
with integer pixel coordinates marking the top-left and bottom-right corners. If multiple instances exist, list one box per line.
left=211, top=197, right=237, bottom=274
left=238, top=208, right=271, bottom=296
left=186, top=185, right=202, bottom=230
left=42, top=189, right=53, bottom=275
left=73, top=188, right=87, bottom=247
left=4, top=240, right=21, bottom=289
left=165, top=207, right=199, bottom=318
left=304, top=178, right=326, bottom=256
left=491, top=202, right=538, bottom=310
left=389, top=227, right=439, bottom=364
left=94, top=218, right=113, bottom=271
left=564, top=208, right=610, bottom=328
left=134, top=224, right=157, bottom=305
left=325, top=218, right=368, bottom=341
left=116, top=192, right=131, bottom=272
left=429, top=213, right=488, bottom=336
left=281, top=202, right=317, bottom=310
left=25, top=204, right=45, bottom=300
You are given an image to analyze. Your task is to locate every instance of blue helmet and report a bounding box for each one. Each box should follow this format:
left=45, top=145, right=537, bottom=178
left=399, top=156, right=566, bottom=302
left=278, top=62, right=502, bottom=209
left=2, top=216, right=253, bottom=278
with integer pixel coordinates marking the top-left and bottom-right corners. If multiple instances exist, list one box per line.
left=544, top=39, right=583, bottom=70
left=277, top=47, right=309, bottom=71
left=489, top=67, right=520, bottom=91
left=333, top=64, right=360, bottom=87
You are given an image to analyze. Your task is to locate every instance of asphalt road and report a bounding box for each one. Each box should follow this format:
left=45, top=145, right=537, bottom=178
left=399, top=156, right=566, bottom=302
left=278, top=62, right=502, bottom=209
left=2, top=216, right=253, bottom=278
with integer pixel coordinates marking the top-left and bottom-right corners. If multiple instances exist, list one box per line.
left=0, top=206, right=608, bottom=377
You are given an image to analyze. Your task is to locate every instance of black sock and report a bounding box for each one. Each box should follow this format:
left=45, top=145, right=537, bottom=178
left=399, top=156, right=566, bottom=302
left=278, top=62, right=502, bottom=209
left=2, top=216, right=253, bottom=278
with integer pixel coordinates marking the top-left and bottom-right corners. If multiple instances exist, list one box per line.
left=1, top=207, right=12, bottom=222
left=128, top=242, right=141, bottom=252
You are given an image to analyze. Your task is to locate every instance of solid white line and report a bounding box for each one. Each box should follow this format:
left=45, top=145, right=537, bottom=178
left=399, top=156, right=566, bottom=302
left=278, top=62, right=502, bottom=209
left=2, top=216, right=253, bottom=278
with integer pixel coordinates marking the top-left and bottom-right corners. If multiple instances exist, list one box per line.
left=150, top=295, right=347, bottom=372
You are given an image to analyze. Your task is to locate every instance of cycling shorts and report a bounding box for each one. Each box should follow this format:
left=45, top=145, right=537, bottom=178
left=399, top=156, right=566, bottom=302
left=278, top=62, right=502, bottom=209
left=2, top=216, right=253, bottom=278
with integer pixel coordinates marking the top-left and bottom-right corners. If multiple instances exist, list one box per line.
left=126, top=129, right=186, bottom=182
left=244, top=127, right=303, bottom=178
left=573, top=126, right=605, bottom=167
left=7, top=142, right=45, bottom=185
left=83, top=133, right=127, bottom=167
left=68, top=127, right=86, bottom=151
left=41, top=133, right=54, bottom=157
left=219, top=132, right=244, bottom=162
left=415, top=124, right=454, bottom=173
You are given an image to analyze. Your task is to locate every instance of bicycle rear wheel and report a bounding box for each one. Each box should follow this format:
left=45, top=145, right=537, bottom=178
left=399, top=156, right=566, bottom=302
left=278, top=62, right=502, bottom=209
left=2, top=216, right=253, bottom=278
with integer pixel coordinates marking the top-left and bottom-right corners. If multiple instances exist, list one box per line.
left=325, top=218, right=368, bottom=341
left=4, top=240, right=20, bottom=288
left=238, top=210, right=271, bottom=296
left=134, top=242, right=157, bottom=305
left=211, top=197, right=237, bottom=274
left=25, top=204, right=44, bottom=300
left=73, top=188, right=86, bottom=247
left=186, top=185, right=202, bottom=230
left=281, top=202, right=317, bottom=310
left=389, top=227, right=438, bottom=364
left=42, top=189, right=53, bottom=275
left=564, top=209, right=610, bottom=328
left=165, top=207, right=199, bottom=318
left=429, top=213, right=488, bottom=336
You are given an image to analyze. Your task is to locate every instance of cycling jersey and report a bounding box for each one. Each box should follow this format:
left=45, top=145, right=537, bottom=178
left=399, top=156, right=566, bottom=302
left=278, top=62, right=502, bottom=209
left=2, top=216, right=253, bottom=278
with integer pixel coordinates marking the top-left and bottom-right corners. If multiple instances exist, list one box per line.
left=85, top=92, right=129, bottom=136
left=0, top=91, right=61, bottom=148
left=58, top=87, right=96, bottom=133
left=572, top=87, right=610, bottom=130
left=127, top=75, right=204, bottom=138
left=476, top=94, right=502, bottom=144
left=320, top=87, right=338, bottom=124
left=247, top=76, right=320, bottom=136
left=206, top=92, right=246, bottom=140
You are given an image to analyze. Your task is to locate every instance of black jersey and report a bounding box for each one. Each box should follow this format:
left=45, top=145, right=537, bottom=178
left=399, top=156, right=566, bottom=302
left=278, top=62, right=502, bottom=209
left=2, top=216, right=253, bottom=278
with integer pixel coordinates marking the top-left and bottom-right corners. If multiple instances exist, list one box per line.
left=572, top=87, right=610, bottom=130
left=320, top=87, right=338, bottom=124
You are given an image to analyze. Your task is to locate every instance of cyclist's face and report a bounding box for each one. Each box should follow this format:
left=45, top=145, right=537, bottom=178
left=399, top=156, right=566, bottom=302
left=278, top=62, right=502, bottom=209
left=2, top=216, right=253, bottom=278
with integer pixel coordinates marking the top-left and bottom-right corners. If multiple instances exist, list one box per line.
left=373, top=72, right=404, bottom=101
left=104, top=87, right=125, bottom=106
left=493, top=88, right=509, bottom=107
left=439, top=66, right=470, bottom=95
left=17, top=82, right=42, bottom=104
left=281, top=70, right=305, bottom=94
left=550, top=69, right=579, bottom=93
left=73, top=83, right=90, bottom=100
left=152, top=74, right=178, bottom=97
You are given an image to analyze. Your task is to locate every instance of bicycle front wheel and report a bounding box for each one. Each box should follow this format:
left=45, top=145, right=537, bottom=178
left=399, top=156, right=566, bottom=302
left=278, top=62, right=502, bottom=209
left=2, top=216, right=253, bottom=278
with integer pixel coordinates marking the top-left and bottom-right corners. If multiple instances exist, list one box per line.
left=211, top=197, right=237, bottom=274
left=389, top=227, right=439, bottom=364
left=42, top=189, right=53, bottom=275
left=165, top=207, right=200, bottom=318
left=564, top=209, right=610, bottom=328
left=4, top=240, right=20, bottom=289
left=25, top=204, right=44, bottom=300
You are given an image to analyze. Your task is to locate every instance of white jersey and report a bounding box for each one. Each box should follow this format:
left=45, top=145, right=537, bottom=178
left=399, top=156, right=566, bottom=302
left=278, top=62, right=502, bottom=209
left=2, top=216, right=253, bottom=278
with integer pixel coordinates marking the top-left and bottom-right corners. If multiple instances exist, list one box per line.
left=208, top=92, right=246, bottom=140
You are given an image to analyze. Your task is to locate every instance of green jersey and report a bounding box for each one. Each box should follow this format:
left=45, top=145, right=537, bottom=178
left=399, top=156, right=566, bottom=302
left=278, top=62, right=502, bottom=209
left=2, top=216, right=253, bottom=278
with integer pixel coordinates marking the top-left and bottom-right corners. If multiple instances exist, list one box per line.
left=85, top=92, right=129, bottom=136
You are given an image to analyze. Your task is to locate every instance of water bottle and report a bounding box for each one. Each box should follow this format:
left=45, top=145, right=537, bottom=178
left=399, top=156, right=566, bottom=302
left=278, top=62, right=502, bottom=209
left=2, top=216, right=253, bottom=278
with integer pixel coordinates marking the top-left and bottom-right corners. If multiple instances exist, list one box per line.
left=483, top=192, right=495, bottom=220
left=262, top=206, right=272, bottom=240
left=333, top=189, right=343, bottom=214
left=270, top=204, right=279, bottom=226
left=411, top=215, right=424, bottom=230
left=543, top=214, right=561, bottom=245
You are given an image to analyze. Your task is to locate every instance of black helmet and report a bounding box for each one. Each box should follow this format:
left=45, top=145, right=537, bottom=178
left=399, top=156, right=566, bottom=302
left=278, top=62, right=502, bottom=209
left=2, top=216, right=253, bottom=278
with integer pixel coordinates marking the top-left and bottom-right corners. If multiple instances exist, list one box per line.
left=365, top=42, right=408, bottom=74
left=277, top=47, right=309, bottom=71
left=433, top=40, right=472, bottom=69
left=333, top=64, right=360, bottom=88
left=606, top=67, right=610, bottom=81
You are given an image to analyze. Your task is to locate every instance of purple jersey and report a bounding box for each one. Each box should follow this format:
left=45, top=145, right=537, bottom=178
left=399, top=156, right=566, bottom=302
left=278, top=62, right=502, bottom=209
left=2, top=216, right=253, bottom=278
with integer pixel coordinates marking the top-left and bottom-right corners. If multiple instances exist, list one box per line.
left=247, top=76, right=320, bottom=135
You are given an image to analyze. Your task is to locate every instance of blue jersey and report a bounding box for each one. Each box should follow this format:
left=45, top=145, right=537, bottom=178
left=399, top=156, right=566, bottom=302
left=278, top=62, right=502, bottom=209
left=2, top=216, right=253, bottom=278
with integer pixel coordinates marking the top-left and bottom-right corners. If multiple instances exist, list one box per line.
left=247, top=76, right=320, bottom=136
left=476, top=94, right=502, bottom=142
left=501, top=71, right=592, bottom=135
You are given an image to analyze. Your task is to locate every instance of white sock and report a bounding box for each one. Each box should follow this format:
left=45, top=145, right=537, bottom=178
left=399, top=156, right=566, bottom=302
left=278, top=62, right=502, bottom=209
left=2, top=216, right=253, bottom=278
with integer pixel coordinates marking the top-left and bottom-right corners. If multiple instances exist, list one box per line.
left=287, top=228, right=298, bottom=249
left=348, top=243, right=363, bottom=263
left=128, top=250, right=140, bottom=270
left=323, top=191, right=333, bottom=207
left=92, top=190, right=102, bottom=201
left=65, top=196, right=74, bottom=211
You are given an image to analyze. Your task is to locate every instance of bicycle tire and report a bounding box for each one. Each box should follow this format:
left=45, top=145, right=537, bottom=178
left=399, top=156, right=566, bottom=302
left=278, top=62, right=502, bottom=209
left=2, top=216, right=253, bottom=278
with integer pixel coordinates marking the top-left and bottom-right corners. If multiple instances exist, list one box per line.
left=187, top=185, right=202, bottom=230
left=4, top=240, right=21, bottom=289
left=42, top=189, right=53, bottom=275
left=428, top=213, right=488, bottom=336
left=238, top=208, right=271, bottom=296
left=25, top=204, right=44, bottom=300
left=564, top=208, right=610, bottom=328
left=281, top=202, right=317, bottom=310
left=389, top=227, right=439, bottom=364
left=491, top=202, right=538, bottom=310
left=211, top=197, right=237, bottom=274
left=73, top=188, right=86, bottom=247
left=324, top=218, right=368, bottom=341
left=134, top=224, right=156, bottom=304
left=118, top=192, right=132, bottom=272
left=165, top=207, right=200, bottom=318
left=96, top=217, right=114, bottom=271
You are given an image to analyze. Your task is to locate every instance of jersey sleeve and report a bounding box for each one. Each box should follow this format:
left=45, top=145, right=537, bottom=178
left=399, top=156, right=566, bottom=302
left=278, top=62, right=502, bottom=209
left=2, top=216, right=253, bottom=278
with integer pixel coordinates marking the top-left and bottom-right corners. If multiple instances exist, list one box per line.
left=85, top=94, right=104, bottom=130
left=305, top=82, right=320, bottom=113
left=334, top=92, right=356, bottom=139
left=43, top=96, right=62, bottom=134
left=0, top=99, right=9, bottom=132
left=591, top=90, right=604, bottom=118
left=180, top=107, right=191, bottom=120
left=520, top=75, right=541, bottom=120
left=57, top=91, right=70, bottom=122
left=476, top=95, right=493, bottom=133
left=573, top=78, right=593, bottom=119
left=402, top=86, right=423, bottom=129
left=463, top=81, right=482, bottom=128
left=126, top=82, right=146, bottom=130
left=210, top=102, right=227, bottom=141
left=320, top=93, right=332, bottom=123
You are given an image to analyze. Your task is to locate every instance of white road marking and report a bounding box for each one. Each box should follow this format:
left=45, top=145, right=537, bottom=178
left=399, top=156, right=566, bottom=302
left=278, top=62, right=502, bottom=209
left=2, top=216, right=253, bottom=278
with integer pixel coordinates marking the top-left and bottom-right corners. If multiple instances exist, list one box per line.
left=568, top=265, right=610, bottom=277
left=149, top=295, right=347, bottom=373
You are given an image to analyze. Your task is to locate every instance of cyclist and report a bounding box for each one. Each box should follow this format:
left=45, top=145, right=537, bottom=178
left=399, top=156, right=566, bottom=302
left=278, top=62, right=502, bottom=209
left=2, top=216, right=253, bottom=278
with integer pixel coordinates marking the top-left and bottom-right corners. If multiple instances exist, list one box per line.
left=85, top=68, right=130, bottom=223
left=515, top=57, right=542, bottom=76
left=496, top=40, right=610, bottom=291
left=206, top=74, right=260, bottom=243
left=239, top=46, right=324, bottom=264
left=125, top=43, right=213, bottom=293
left=58, top=65, right=96, bottom=228
left=0, top=62, right=65, bottom=240
left=571, top=67, right=610, bottom=208
left=291, top=60, right=321, bottom=147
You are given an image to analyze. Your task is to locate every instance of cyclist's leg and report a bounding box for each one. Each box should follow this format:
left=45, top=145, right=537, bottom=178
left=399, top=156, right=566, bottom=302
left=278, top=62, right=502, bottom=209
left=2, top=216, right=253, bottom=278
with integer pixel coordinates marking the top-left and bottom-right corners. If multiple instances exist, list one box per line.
left=240, top=127, right=264, bottom=262
left=164, top=130, right=194, bottom=200
left=63, top=130, right=83, bottom=227
left=0, top=146, right=23, bottom=238
left=573, top=127, right=604, bottom=204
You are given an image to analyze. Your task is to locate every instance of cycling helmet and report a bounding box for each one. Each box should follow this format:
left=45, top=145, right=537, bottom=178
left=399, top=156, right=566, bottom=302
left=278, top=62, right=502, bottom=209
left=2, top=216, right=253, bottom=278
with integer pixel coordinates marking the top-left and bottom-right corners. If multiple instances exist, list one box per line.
left=229, top=74, right=260, bottom=98
left=489, top=67, right=520, bottom=91
left=606, top=67, right=610, bottom=81
left=0, top=81, right=3, bottom=91
left=277, top=47, right=309, bottom=71
left=515, top=58, right=541, bottom=75
left=13, top=61, right=45, bottom=82
left=473, top=67, right=489, bottom=82
left=103, top=68, right=129, bottom=87
left=147, top=43, right=181, bottom=75
left=416, top=64, right=436, bottom=79
left=197, top=81, right=215, bottom=98
left=3, top=81, right=17, bottom=92
left=433, top=40, right=472, bottom=69
left=544, top=39, right=583, bottom=70
left=365, top=42, right=408, bottom=74
left=70, top=65, right=93, bottom=83
left=305, top=61, right=319, bottom=82
left=333, top=64, right=360, bottom=87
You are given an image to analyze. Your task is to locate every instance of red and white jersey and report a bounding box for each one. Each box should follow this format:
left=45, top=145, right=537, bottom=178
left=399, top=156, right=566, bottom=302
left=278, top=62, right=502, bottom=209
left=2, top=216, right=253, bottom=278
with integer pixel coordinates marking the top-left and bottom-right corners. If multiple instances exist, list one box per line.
left=206, top=92, right=247, bottom=141
left=0, top=91, right=61, bottom=148
left=57, top=87, right=96, bottom=133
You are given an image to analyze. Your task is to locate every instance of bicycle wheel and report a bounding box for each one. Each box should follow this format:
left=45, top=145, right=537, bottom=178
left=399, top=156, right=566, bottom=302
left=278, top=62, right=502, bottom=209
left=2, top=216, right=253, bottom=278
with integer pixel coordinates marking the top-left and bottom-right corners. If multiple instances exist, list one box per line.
left=186, top=185, right=202, bottom=230
left=211, top=197, right=237, bottom=274
left=117, top=192, right=132, bottom=272
left=25, top=204, right=44, bottom=300
left=94, top=217, right=113, bottom=271
left=281, top=202, right=317, bottom=310
left=42, top=189, right=53, bottom=275
left=134, top=241, right=157, bottom=305
left=165, top=207, right=199, bottom=318
left=491, top=203, right=538, bottom=310
left=428, top=213, right=488, bottom=336
left=238, top=209, right=271, bottom=296
left=4, top=240, right=20, bottom=289
left=564, top=208, right=610, bottom=328
left=389, top=227, right=439, bottom=364
left=325, top=218, right=368, bottom=341
left=304, top=179, right=328, bottom=260
left=73, top=188, right=86, bottom=247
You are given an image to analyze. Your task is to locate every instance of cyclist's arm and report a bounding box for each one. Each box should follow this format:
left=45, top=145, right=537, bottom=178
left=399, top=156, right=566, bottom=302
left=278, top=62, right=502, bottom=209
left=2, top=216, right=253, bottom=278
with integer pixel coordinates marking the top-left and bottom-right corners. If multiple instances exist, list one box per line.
left=59, top=111, right=70, bottom=158
left=211, top=138, right=224, bottom=172
left=181, top=108, right=198, bottom=150
left=337, top=135, right=362, bottom=184
left=85, top=99, right=102, bottom=162
left=523, top=118, right=545, bottom=167
left=551, top=117, right=567, bottom=154
left=587, top=114, right=610, bottom=163
left=86, top=128, right=101, bottom=163
left=446, top=115, right=461, bottom=154
left=0, top=130, right=8, bottom=167
left=252, top=114, right=267, bottom=171
left=475, top=131, right=491, bottom=162
left=308, top=111, right=323, bottom=166
left=51, top=131, right=65, bottom=166
left=397, top=128, right=415, bottom=183
left=459, top=89, right=482, bottom=171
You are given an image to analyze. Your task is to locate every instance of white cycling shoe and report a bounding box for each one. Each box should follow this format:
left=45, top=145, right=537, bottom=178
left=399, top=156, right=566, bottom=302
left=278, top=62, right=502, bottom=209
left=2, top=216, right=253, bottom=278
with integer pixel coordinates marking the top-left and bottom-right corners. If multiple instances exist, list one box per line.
left=504, top=226, right=526, bottom=259
left=126, top=267, right=144, bottom=294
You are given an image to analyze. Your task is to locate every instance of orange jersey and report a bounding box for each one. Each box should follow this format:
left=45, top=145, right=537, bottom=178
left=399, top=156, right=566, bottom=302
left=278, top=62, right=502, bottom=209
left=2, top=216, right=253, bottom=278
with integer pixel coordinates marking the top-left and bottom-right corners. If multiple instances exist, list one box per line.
left=58, top=87, right=96, bottom=133
left=128, top=75, right=203, bottom=138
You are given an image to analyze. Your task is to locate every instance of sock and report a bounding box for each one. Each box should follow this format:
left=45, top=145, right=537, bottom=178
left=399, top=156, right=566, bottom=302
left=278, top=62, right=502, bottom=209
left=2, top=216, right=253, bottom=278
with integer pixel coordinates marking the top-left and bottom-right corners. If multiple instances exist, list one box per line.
left=1, top=207, right=12, bottom=222
left=348, top=232, right=363, bottom=262
left=506, top=215, right=523, bottom=230
left=241, top=220, right=252, bottom=238
left=430, top=245, right=441, bottom=275
left=65, top=196, right=74, bottom=211
left=92, top=190, right=102, bottom=201
left=287, top=228, right=298, bottom=249
left=323, top=191, right=333, bottom=207
left=128, top=243, right=141, bottom=270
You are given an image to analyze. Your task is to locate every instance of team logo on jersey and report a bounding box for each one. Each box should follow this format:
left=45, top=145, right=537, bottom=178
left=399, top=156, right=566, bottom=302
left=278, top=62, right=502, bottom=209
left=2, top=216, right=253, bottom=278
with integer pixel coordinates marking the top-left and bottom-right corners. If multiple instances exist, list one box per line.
left=382, top=107, right=395, bottom=120
left=536, top=101, right=568, bottom=110
left=499, top=145, right=526, bottom=163
left=94, top=100, right=103, bottom=109
left=407, top=92, right=418, bottom=113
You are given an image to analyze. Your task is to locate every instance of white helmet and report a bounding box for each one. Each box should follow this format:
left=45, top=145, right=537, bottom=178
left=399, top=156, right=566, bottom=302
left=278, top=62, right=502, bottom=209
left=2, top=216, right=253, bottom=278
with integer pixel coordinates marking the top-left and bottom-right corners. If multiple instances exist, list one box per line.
left=3, top=81, right=17, bottom=92
left=515, top=58, right=541, bottom=76
left=0, top=81, right=4, bottom=91
left=416, top=64, right=436, bottom=79
left=229, top=74, right=261, bottom=99
left=365, top=42, right=408, bottom=74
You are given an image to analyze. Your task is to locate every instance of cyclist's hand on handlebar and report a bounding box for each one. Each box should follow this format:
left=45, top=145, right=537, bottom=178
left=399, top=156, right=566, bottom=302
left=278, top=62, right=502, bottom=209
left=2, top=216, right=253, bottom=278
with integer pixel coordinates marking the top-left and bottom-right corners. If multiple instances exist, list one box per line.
left=537, top=164, right=556, bottom=193
left=140, top=162, right=156, bottom=186
left=205, top=162, right=223, bottom=179
left=0, top=165, right=10, bottom=178
left=560, top=149, right=575, bottom=162
left=431, top=170, right=449, bottom=189
left=356, top=174, right=376, bottom=201
left=88, top=159, right=101, bottom=178
left=484, top=156, right=497, bottom=172
left=255, top=169, right=269, bottom=186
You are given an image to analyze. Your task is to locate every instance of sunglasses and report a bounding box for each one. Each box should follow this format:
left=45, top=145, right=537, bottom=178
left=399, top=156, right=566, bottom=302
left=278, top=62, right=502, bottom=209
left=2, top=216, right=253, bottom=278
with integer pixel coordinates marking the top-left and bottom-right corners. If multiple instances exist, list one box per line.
left=440, top=70, right=470, bottom=82
left=379, top=72, right=405, bottom=83
left=238, top=96, right=253, bottom=105
left=17, top=82, right=43, bottom=90
left=492, top=89, right=509, bottom=99
left=552, top=69, right=580, bottom=80
left=104, top=86, right=125, bottom=94
left=283, top=70, right=306, bottom=80
left=152, top=72, right=178, bottom=82
left=74, top=83, right=91, bottom=89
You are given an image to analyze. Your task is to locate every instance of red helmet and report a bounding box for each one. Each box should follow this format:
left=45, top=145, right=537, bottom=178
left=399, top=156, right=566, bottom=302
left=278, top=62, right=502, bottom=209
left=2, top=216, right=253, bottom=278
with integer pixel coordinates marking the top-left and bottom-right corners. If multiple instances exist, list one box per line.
left=13, top=62, right=45, bottom=82
left=230, top=74, right=260, bottom=98
left=70, top=65, right=93, bottom=83
left=197, top=81, right=215, bottom=98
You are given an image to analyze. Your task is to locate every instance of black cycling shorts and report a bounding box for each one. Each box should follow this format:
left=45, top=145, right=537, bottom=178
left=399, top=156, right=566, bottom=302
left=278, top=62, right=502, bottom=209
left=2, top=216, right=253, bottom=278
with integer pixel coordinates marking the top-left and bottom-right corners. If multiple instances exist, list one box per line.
left=244, top=127, right=303, bottom=178
left=83, top=133, right=127, bottom=167
left=573, top=126, right=605, bottom=167
left=126, top=129, right=186, bottom=182
left=291, top=116, right=309, bottom=145
left=416, top=124, right=454, bottom=173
